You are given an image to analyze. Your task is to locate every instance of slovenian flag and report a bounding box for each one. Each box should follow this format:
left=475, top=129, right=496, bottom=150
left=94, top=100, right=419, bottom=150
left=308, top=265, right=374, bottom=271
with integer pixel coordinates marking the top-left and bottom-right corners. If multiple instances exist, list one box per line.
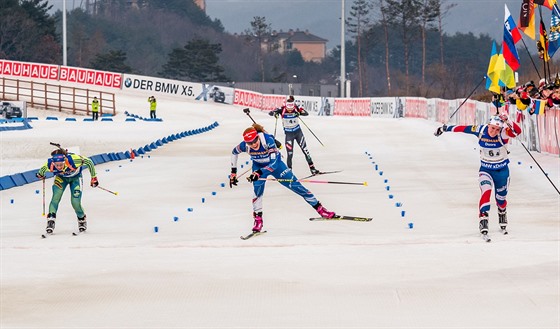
left=504, top=4, right=522, bottom=71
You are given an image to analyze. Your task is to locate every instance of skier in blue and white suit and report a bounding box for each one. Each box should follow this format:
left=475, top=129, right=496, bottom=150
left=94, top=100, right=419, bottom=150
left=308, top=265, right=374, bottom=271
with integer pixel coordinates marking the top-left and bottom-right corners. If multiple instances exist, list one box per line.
left=435, top=114, right=521, bottom=235
left=229, top=123, right=335, bottom=233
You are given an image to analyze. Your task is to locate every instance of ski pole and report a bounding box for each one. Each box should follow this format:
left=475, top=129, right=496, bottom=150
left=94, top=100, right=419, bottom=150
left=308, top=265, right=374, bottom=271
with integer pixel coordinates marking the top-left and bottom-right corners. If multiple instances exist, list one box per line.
left=503, top=120, right=560, bottom=195
left=97, top=185, right=119, bottom=195
left=42, top=177, right=46, bottom=216
left=259, top=177, right=367, bottom=186
left=446, top=76, right=486, bottom=124
left=298, top=116, right=325, bottom=146
left=243, top=108, right=257, bottom=124
left=273, top=115, right=278, bottom=138
left=238, top=167, right=251, bottom=178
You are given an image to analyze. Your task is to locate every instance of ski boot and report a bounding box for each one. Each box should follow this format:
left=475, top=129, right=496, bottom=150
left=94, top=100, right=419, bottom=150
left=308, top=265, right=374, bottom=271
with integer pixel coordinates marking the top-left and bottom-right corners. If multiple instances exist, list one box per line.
left=309, top=163, right=320, bottom=176
left=479, top=212, right=489, bottom=235
left=314, top=202, right=336, bottom=219
left=498, top=208, right=508, bottom=234
left=78, top=215, right=87, bottom=232
left=252, top=212, right=263, bottom=232
left=46, top=213, right=56, bottom=234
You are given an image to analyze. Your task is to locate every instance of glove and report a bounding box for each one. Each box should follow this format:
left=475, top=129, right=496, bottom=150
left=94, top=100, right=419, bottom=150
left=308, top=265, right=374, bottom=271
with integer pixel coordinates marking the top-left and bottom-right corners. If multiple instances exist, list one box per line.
left=498, top=114, right=509, bottom=123
left=434, top=125, right=447, bottom=137
left=247, top=170, right=262, bottom=182
left=36, top=173, right=45, bottom=179
left=90, top=177, right=99, bottom=187
left=268, top=111, right=275, bottom=116
left=229, top=168, right=238, bottom=188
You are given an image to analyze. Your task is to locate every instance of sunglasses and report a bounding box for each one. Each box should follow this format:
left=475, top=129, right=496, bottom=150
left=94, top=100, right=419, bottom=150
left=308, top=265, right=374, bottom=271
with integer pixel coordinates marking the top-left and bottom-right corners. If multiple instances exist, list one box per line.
left=247, top=138, right=259, bottom=146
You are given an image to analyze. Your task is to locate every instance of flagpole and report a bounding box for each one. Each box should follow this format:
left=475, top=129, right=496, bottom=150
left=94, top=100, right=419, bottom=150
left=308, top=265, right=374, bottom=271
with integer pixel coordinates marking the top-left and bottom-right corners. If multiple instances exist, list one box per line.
left=520, top=37, right=542, bottom=80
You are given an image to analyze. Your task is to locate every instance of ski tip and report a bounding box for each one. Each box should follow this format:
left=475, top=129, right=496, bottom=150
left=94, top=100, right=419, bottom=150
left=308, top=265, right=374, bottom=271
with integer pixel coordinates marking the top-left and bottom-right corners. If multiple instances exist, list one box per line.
left=363, top=181, right=368, bottom=186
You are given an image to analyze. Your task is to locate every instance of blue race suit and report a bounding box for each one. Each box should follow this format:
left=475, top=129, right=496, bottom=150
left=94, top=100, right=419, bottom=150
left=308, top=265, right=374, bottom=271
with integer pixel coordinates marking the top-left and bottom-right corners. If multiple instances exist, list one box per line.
left=231, top=131, right=318, bottom=213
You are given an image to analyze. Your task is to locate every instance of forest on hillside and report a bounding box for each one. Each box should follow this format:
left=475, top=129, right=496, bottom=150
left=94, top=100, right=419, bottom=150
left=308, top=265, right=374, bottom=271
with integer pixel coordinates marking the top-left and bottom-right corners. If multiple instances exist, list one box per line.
left=1, top=0, right=557, bottom=99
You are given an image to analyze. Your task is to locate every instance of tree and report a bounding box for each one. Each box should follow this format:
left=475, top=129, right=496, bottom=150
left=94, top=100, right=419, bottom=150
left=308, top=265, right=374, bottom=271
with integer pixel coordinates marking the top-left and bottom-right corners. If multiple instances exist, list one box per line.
left=90, top=50, right=133, bottom=73
left=0, top=0, right=60, bottom=62
left=377, top=0, right=393, bottom=94
left=383, top=0, right=422, bottom=94
left=160, top=38, right=228, bottom=82
left=246, top=16, right=271, bottom=82
left=347, top=0, right=373, bottom=96
left=420, top=0, right=440, bottom=85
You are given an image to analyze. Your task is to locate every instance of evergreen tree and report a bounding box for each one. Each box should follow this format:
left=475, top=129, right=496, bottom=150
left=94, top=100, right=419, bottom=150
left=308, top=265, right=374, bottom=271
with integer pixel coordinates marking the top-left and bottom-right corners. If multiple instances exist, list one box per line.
left=90, top=50, right=133, bottom=73
left=160, top=38, right=228, bottom=82
left=0, top=0, right=60, bottom=62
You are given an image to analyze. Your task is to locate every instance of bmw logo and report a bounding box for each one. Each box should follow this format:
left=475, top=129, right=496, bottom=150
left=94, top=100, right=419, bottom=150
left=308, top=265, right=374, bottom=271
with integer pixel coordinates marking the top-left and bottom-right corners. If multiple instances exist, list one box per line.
left=124, top=78, right=132, bottom=88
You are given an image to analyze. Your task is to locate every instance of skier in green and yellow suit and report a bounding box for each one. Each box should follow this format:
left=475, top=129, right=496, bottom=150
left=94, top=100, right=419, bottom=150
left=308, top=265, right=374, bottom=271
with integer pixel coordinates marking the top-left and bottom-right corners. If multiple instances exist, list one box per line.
left=36, top=149, right=98, bottom=234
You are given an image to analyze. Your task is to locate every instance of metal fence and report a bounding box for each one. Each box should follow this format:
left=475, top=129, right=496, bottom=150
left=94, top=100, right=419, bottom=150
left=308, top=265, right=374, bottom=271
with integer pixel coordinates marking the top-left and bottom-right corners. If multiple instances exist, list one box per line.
left=0, top=77, right=116, bottom=116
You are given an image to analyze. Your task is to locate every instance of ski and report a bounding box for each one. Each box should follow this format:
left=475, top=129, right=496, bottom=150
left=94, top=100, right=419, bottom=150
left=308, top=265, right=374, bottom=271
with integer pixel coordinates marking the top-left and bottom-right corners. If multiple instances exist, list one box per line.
left=240, top=230, right=267, bottom=240
left=501, top=228, right=508, bottom=235
left=300, top=170, right=342, bottom=180
left=72, top=231, right=85, bottom=236
left=309, top=215, right=372, bottom=222
left=41, top=232, right=53, bottom=239
left=481, top=233, right=492, bottom=242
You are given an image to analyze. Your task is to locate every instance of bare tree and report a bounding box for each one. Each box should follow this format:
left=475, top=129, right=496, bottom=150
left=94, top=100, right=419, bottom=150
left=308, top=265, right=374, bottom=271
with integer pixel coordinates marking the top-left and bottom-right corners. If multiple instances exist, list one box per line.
left=347, top=0, right=373, bottom=96
left=383, top=0, right=422, bottom=94
left=246, top=16, right=271, bottom=82
left=438, top=0, right=457, bottom=67
left=378, top=0, right=392, bottom=94
left=420, top=0, right=440, bottom=85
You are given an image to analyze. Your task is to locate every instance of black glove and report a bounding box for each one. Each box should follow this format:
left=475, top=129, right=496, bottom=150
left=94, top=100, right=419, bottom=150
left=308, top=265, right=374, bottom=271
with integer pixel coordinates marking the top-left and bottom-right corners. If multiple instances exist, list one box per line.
left=268, top=111, right=277, bottom=117
left=434, top=125, right=447, bottom=137
left=229, top=168, right=238, bottom=188
left=247, top=169, right=262, bottom=182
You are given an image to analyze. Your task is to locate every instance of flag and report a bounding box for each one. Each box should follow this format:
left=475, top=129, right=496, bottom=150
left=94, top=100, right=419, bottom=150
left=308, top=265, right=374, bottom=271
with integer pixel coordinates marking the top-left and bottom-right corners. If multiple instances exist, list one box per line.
left=498, top=50, right=516, bottom=89
left=486, top=41, right=501, bottom=93
left=503, top=4, right=522, bottom=71
left=534, top=0, right=557, bottom=10
left=520, top=1, right=537, bottom=39
left=532, top=99, right=546, bottom=114
left=538, top=18, right=550, bottom=61
left=548, top=3, right=560, bottom=57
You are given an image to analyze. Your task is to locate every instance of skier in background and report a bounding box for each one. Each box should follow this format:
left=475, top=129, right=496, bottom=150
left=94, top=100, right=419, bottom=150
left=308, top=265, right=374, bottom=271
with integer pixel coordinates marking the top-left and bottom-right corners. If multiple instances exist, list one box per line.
left=36, top=148, right=98, bottom=235
left=229, top=123, right=335, bottom=233
left=268, top=96, right=320, bottom=175
left=434, top=113, right=521, bottom=237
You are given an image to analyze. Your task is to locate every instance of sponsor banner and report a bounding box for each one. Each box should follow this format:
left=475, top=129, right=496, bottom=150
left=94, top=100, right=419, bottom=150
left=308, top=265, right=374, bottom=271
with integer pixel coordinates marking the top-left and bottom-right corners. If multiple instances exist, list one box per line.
left=370, top=97, right=397, bottom=118
left=404, top=98, right=428, bottom=118
left=122, top=74, right=202, bottom=98
left=334, top=98, right=370, bottom=116
left=435, top=99, right=450, bottom=124
left=319, top=97, right=335, bottom=116
left=262, top=94, right=286, bottom=112
left=59, top=66, right=122, bottom=88
left=195, top=83, right=234, bottom=104
left=0, top=59, right=58, bottom=80
left=538, top=109, right=560, bottom=155
left=456, top=100, right=477, bottom=125
left=233, top=89, right=263, bottom=108
left=293, top=96, right=321, bottom=115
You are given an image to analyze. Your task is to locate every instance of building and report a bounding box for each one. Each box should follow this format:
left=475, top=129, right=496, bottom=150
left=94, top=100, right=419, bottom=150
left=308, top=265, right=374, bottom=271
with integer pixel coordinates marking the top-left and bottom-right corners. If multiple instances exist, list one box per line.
left=241, top=29, right=328, bottom=63
left=272, top=29, right=328, bottom=63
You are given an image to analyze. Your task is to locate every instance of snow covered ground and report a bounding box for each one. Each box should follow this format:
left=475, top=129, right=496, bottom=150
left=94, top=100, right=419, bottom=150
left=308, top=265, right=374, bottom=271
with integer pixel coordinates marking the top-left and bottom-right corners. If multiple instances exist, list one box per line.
left=1, top=94, right=559, bottom=328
